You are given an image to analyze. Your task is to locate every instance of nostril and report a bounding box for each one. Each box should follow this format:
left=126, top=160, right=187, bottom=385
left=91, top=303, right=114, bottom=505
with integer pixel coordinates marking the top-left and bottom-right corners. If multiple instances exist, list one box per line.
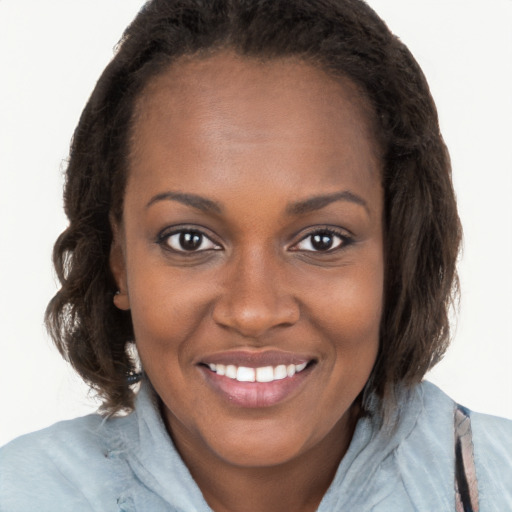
left=211, top=262, right=300, bottom=336
left=212, top=301, right=299, bottom=337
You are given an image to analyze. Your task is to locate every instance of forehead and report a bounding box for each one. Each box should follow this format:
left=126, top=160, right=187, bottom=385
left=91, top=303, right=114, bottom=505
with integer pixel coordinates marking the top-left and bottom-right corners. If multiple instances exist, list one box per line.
left=128, top=52, right=381, bottom=209
left=133, top=52, right=378, bottom=147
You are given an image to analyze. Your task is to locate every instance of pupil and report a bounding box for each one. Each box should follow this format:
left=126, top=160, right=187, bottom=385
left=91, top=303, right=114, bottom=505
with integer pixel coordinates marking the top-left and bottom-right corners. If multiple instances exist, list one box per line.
left=179, top=232, right=202, bottom=251
left=312, top=233, right=333, bottom=251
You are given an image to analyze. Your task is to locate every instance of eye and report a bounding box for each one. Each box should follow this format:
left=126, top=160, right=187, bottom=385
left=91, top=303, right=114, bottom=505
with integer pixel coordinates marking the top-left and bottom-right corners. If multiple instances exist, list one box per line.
left=293, top=229, right=348, bottom=252
left=161, top=229, right=221, bottom=253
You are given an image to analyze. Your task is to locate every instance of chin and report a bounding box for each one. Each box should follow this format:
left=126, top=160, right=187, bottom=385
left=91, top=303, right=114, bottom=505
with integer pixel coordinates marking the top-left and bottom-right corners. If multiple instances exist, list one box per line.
left=205, top=427, right=310, bottom=468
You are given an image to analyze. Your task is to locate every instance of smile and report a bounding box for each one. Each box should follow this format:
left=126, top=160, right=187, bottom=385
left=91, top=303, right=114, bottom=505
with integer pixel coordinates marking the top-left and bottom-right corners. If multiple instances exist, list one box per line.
left=198, top=351, right=316, bottom=408
left=206, top=362, right=308, bottom=383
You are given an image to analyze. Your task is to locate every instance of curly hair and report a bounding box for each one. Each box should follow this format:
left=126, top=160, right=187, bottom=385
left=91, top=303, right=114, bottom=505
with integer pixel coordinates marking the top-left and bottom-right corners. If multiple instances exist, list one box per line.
left=45, top=0, right=462, bottom=415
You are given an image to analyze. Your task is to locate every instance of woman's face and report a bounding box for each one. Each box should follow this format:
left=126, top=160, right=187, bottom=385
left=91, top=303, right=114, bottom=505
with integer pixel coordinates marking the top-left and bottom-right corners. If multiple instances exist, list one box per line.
left=112, top=52, right=384, bottom=468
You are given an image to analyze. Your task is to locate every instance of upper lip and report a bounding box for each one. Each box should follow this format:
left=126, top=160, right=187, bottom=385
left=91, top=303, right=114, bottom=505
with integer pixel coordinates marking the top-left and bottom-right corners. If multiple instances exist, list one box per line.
left=198, top=350, right=315, bottom=368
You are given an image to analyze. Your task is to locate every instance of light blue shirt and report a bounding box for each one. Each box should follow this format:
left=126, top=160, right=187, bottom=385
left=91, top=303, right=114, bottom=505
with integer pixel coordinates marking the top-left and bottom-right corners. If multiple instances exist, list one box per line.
left=1, top=381, right=511, bottom=511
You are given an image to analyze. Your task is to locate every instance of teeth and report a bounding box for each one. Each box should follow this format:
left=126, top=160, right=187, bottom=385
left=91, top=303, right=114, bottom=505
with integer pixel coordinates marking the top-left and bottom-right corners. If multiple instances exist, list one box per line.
left=226, top=365, right=237, bottom=379
left=274, top=365, right=287, bottom=380
left=256, top=366, right=274, bottom=383
left=237, top=367, right=255, bottom=382
left=207, top=361, right=310, bottom=383
left=296, top=362, right=307, bottom=372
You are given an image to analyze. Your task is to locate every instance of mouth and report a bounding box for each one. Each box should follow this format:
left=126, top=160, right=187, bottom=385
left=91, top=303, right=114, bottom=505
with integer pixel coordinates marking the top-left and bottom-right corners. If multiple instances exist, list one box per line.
left=197, top=351, right=317, bottom=408
left=203, top=361, right=309, bottom=383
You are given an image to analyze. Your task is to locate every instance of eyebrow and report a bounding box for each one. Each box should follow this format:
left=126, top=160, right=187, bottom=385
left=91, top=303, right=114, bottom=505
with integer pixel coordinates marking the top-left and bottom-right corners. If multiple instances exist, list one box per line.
left=146, top=189, right=369, bottom=217
left=146, top=191, right=223, bottom=214
left=286, top=191, right=370, bottom=216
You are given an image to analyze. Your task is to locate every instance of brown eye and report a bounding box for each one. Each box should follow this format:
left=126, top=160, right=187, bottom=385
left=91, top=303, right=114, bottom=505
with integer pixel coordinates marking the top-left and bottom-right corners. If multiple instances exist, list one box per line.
left=164, top=230, right=220, bottom=252
left=180, top=232, right=203, bottom=251
left=294, top=230, right=346, bottom=252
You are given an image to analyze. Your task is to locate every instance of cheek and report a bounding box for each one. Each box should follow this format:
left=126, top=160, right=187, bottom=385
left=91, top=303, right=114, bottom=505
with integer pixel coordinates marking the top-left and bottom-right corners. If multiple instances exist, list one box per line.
left=307, top=255, right=383, bottom=392
left=126, top=265, right=212, bottom=408
left=308, top=258, right=383, bottom=341
left=128, top=253, right=214, bottom=330
left=125, top=257, right=217, bottom=356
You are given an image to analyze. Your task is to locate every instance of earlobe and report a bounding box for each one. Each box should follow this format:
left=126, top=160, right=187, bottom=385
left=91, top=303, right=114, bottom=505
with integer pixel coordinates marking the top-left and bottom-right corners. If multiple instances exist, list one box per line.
left=110, top=220, right=131, bottom=311
left=113, top=289, right=130, bottom=311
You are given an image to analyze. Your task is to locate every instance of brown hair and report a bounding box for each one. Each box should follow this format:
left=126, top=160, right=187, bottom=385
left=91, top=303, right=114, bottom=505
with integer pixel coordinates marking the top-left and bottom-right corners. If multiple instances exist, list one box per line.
left=46, top=0, right=462, bottom=415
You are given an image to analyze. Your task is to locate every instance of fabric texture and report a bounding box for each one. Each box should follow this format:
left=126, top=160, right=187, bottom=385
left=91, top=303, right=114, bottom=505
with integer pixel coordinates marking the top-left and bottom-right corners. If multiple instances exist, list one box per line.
left=1, top=381, right=511, bottom=511
left=454, top=405, right=479, bottom=511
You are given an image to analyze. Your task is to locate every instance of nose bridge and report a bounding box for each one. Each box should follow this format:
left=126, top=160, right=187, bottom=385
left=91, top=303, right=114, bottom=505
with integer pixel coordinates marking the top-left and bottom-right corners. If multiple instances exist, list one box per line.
left=212, top=244, right=299, bottom=337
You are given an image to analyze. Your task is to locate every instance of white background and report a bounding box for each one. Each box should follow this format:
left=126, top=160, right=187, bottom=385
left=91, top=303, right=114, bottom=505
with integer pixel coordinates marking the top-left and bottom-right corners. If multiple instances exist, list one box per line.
left=1, top=0, right=511, bottom=446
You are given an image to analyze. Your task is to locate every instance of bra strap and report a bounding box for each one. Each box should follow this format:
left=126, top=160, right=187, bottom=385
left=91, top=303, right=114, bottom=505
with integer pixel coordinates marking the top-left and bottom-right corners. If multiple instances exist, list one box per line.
left=454, top=404, right=479, bottom=512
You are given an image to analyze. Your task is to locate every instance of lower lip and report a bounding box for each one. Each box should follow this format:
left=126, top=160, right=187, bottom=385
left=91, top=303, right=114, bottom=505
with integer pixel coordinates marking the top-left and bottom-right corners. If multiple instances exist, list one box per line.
left=199, top=365, right=314, bottom=408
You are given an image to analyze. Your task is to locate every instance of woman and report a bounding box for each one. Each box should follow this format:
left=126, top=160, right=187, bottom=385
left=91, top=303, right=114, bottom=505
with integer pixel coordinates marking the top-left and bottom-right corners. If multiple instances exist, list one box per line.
left=1, top=0, right=511, bottom=510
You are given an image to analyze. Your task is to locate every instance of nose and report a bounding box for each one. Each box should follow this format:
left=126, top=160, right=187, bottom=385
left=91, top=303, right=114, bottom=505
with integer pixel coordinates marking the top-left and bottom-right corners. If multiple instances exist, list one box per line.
left=212, top=248, right=300, bottom=338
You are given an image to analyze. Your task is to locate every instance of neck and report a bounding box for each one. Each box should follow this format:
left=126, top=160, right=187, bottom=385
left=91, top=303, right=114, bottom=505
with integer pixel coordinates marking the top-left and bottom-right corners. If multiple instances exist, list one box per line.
left=166, top=407, right=359, bottom=512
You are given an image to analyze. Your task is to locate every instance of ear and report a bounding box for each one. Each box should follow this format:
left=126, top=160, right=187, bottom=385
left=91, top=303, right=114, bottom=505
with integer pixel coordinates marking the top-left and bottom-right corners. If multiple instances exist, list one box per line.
left=110, top=218, right=131, bottom=311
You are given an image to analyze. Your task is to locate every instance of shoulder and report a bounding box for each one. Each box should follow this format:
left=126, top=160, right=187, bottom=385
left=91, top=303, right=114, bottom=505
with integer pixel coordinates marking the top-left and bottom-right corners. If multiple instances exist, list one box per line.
left=0, top=413, right=134, bottom=512
left=414, top=381, right=512, bottom=508
left=467, top=408, right=512, bottom=507
left=418, top=381, right=512, bottom=459
left=387, top=381, right=458, bottom=510
left=470, top=407, right=512, bottom=447
left=417, top=380, right=512, bottom=438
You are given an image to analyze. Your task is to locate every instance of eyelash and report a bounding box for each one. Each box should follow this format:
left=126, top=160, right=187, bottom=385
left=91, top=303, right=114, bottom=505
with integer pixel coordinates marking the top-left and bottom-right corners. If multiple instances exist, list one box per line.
left=156, top=226, right=352, bottom=254
left=157, top=227, right=221, bottom=254
left=292, top=227, right=352, bottom=253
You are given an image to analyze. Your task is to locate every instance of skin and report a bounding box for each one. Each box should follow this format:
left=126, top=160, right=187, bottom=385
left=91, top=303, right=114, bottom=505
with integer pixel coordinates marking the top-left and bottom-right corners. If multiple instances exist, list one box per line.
left=111, top=52, right=384, bottom=512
